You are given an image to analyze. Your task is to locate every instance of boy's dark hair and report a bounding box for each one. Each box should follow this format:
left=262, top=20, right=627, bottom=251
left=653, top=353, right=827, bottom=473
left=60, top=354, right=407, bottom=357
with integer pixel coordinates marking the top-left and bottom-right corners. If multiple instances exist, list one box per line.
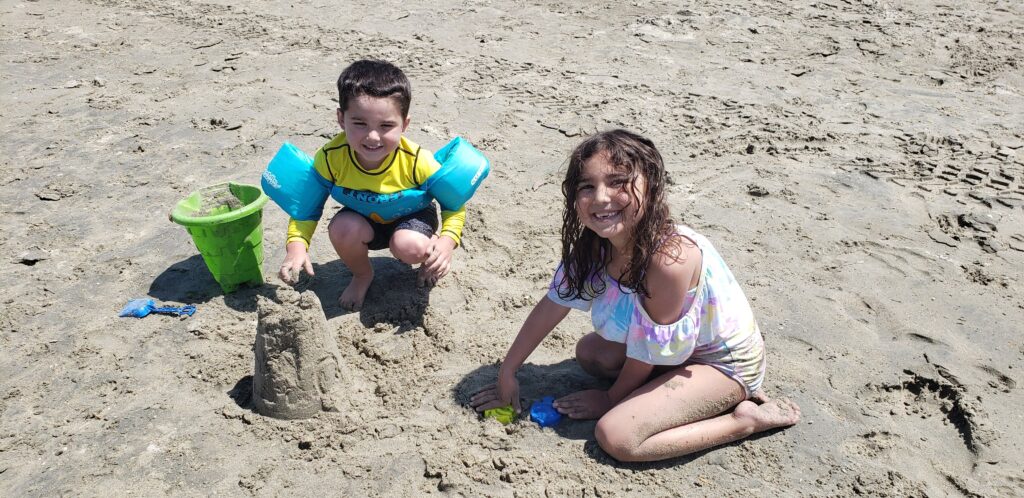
left=558, top=129, right=676, bottom=300
left=337, top=59, right=412, bottom=118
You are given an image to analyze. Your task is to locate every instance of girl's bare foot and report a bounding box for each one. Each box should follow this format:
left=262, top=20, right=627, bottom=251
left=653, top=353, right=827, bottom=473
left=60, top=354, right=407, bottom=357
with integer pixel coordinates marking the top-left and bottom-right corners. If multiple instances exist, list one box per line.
left=733, top=397, right=801, bottom=433
left=339, top=273, right=373, bottom=310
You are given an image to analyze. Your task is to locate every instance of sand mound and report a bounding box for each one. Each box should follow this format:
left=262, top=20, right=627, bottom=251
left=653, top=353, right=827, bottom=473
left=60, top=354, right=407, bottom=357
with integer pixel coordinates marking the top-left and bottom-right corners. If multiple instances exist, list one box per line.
left=254, top=288, right=343, bottom=419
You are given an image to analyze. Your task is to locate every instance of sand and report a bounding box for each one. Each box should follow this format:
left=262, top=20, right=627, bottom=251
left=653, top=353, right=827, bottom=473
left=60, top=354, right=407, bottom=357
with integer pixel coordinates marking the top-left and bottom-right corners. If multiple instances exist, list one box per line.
left=1, top=0, right=1022, bottom=495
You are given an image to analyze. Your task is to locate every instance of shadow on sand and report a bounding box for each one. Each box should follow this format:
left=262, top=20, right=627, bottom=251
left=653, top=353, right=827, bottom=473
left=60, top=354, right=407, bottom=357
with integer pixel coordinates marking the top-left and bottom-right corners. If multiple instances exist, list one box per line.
left=148, top=254, right=223, bottom=304
left=452, top=358, right=781, bottom=467
left=148, top=253, right=431, bottom=326
left=452, top=359, right=609, bottom=443
left=148, top=254, right=269, bottom=313
left=297, top=256, right=431, bottom=330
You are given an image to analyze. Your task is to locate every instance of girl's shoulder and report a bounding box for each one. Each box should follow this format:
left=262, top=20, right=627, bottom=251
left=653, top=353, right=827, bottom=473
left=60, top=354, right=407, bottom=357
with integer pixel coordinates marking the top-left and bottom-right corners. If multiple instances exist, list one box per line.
left=642, top=230, right=703, bottom=324
left=648, top=232, right=701, bottom=284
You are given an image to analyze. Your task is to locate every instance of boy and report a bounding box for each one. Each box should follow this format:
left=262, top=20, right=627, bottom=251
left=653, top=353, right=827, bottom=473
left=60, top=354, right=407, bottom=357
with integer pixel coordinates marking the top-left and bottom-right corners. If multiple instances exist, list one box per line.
left=278, top=59, right=465, bottom=310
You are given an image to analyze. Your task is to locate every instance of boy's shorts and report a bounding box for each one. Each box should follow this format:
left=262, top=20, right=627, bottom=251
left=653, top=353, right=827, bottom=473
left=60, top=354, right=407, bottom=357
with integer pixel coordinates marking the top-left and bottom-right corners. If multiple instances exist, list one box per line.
left=340, top=202, right=439, bottom=251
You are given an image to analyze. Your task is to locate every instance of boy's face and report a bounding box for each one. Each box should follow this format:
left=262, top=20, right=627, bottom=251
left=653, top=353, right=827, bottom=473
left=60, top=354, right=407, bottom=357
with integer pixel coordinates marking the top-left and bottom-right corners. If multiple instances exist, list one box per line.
left=337, top=94, right=410, bottom=170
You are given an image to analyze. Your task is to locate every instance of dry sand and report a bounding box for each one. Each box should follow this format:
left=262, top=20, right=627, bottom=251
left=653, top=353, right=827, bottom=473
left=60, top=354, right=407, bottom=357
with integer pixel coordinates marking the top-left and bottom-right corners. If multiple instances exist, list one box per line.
left=2, top=0, right=1023, bottom=495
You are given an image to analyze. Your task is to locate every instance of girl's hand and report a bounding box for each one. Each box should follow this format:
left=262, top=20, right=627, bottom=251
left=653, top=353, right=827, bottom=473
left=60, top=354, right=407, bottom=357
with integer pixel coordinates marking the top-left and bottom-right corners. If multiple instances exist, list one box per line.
left=419, top=235, right=456, bottom=286
left=279, top=241, right=314, bottom=284
left=553, top=389, right=614, bottom=419
left=469, top=372, right=521, bottom=413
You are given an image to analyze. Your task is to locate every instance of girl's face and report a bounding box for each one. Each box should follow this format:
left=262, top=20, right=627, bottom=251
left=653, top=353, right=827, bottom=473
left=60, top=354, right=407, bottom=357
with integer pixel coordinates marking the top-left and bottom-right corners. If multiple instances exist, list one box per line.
left=575, top=151, right=646, bottom=249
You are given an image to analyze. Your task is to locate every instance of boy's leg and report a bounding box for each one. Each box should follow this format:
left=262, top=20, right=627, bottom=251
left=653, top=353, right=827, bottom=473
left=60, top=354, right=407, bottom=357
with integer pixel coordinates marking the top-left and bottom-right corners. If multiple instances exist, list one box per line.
left=328, top=211, right=375, bottom=310
left=575, top=332, right=626, bottom=378
left=386, top=204, right=440, bottom=285
left=593, top=364, right=800, bottom=462
left=389, top=229, right=432, bottom=265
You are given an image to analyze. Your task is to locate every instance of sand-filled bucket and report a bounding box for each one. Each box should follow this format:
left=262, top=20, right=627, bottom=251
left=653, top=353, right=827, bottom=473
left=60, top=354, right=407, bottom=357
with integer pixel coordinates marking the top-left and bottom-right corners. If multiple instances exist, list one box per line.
left=170, top=182, right=269, bottom=293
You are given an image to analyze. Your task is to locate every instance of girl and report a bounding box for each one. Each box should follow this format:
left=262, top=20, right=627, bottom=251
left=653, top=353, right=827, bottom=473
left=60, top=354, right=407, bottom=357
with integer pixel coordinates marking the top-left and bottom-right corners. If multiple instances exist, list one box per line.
left=471, top=129, right=799, bottom=462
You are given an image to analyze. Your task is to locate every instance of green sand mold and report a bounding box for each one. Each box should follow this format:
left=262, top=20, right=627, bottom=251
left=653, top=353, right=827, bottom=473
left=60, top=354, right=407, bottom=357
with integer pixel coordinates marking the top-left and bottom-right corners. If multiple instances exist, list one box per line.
left=171, top=182, right=269, bottom=293
left=483, top=405, right=516, bottom=425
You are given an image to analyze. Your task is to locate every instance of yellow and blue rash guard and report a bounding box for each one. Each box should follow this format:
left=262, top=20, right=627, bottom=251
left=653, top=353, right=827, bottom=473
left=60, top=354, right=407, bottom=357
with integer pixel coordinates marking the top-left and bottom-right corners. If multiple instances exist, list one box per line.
left=287, top=133, right=466, bottom=248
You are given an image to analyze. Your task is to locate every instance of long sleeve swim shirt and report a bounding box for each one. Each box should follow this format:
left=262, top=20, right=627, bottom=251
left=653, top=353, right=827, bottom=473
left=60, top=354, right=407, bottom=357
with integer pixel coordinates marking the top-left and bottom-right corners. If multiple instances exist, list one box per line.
left=286, top=133, right=467, bottom=248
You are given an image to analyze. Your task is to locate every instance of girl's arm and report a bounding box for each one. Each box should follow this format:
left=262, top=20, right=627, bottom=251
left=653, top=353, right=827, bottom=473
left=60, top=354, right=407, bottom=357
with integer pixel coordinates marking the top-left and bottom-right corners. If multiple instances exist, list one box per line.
left=607, top=358, right=654, bottom=404
left=642, top=235, right=702, bottom=323
left=471, top=295, right=570, bottom=412
left=498, top=295, right=571, bottom=378
left=553, top=358, right=655, bottom=419
left=555, top=238, right=701, bottom=419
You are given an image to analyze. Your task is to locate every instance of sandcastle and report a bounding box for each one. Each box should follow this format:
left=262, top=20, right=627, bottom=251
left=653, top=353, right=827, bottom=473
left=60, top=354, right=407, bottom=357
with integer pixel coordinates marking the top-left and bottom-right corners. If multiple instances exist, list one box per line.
left=253, top=288, right=342, bottom=419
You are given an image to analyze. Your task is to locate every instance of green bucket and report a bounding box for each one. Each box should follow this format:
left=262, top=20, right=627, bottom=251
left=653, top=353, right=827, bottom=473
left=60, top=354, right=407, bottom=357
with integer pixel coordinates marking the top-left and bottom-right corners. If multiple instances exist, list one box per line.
left=170, top=182, right=270, bottom=293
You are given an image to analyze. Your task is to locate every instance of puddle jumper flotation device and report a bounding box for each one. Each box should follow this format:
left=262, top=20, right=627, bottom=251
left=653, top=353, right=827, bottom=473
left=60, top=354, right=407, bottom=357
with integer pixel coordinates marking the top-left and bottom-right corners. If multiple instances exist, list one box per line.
left=261, top=137, right=490, bottom=223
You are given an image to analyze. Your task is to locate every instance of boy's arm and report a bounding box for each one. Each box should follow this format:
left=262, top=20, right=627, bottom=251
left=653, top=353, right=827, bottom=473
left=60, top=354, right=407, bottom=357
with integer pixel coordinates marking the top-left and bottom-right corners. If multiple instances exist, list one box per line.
left=286, top=145, right=335, bottom=249
left=280, top=220, right=317, bottom=284
left=438, top=206, right=466, bottom=246
left=421, top=205, right=465, bottom=282
left=416, top=146, right=466, bottom=246
left=287, top=219, right=319, bottom=249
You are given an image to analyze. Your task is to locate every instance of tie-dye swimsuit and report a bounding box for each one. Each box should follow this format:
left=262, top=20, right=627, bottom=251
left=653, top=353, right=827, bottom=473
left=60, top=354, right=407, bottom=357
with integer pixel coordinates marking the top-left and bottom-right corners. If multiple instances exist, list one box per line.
left=547, top=225, right=766, bottom=397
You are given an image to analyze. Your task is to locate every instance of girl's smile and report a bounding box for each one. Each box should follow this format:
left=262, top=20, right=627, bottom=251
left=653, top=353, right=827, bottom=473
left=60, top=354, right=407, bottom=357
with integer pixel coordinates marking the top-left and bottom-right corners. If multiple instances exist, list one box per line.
left=575, top=152, right=646, bottom=249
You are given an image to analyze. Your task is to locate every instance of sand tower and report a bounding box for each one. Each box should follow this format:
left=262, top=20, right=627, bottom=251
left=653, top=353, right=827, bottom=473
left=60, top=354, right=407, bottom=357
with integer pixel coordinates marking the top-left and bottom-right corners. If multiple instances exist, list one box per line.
left=253, top=288, right=342, bottom=419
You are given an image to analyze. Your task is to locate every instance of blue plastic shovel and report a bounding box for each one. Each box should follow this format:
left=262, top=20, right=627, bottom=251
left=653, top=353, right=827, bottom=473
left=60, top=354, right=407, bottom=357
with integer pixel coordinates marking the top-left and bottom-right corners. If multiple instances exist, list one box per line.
left=119, top=298, right=196, bottom=318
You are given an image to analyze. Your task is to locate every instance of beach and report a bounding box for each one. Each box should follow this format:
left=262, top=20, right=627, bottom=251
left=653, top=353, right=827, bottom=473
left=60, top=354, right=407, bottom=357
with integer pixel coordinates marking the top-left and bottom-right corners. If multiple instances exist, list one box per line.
left=1, top=0, right=1022, bottom=495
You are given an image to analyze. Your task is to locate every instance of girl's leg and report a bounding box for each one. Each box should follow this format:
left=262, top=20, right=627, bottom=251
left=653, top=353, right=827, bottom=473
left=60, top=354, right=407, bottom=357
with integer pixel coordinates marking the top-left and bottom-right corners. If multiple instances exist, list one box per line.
left=328, top=211, right=375, bottom=310
left=594, top=364, right=800, bottom=462
left=575, top=332, right=626, bottom=378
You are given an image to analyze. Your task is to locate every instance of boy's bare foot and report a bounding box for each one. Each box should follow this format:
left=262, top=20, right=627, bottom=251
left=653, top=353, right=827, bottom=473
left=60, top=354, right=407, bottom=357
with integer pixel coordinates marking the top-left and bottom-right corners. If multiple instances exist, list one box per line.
left=339, top=273, right=373, bottom=311
left=732, top=397, right=801, bottom=433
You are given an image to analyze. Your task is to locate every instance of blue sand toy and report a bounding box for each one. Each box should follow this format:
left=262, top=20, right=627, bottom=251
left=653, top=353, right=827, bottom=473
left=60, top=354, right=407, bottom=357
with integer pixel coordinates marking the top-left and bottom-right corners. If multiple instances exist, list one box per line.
left=119, top=299, right=196, bottom=318
left=529, top=396, right=562, bottom=428
left=260, top=137, right=490, bottom=222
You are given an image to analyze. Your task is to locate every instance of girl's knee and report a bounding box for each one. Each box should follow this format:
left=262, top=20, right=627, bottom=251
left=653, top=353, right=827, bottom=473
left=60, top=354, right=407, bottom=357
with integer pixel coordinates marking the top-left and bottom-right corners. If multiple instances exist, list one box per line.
left=576, top=333, right=624, bottom=376
left=594, top=416, right=641, bottom=462
left=575, top=335, right=595, bottom=362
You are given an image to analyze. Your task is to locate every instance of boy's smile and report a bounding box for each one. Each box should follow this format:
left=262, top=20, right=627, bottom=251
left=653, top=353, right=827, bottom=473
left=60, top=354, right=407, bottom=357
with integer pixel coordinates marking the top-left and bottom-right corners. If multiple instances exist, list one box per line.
left=337, top=94, right=410, bottom=170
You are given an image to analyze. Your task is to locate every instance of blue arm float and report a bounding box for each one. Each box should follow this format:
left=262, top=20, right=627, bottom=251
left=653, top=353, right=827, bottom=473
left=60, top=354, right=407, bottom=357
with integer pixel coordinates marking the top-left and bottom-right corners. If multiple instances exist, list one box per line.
left=426, top=137, right=490, bottom=212
left=260, top=143, right=331, bottom=221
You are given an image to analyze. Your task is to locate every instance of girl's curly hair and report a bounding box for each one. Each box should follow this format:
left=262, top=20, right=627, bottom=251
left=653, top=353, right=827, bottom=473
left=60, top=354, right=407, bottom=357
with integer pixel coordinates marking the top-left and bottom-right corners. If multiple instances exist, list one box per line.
left=558, top=129, right=675, bottom=300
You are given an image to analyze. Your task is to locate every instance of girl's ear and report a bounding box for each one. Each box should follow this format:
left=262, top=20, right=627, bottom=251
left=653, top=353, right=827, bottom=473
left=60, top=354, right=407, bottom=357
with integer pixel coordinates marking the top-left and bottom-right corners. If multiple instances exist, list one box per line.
left=336, top=108, right=345, bottom=131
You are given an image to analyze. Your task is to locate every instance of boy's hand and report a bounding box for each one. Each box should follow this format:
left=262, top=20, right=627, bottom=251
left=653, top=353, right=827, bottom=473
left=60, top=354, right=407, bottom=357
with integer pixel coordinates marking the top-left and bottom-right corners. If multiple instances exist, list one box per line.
left=419, top=235, right=456, bottom=285
left=553, top=389, right=614, bottom=420
left=279, top=241, right=314, bottom=284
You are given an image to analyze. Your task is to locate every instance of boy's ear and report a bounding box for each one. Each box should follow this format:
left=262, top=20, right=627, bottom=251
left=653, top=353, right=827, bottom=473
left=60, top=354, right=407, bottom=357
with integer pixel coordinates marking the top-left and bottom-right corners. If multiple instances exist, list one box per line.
left=336, top=108, right=345, bottom=131
left=401, top=115, right=411, bottom=133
